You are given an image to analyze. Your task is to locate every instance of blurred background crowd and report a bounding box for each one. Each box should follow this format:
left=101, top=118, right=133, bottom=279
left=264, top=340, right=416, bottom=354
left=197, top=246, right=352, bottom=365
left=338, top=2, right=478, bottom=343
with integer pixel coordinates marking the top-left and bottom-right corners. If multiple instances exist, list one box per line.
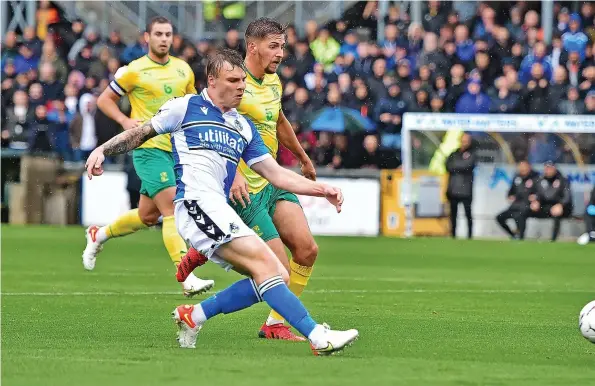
left=2, top=0, right=595, bottom=170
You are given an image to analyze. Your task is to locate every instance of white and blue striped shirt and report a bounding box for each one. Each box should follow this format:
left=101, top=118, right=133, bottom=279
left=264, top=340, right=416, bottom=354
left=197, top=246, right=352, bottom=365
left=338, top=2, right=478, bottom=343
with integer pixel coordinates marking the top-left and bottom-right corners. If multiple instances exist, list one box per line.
left=150, top=89, right=271, bottom=201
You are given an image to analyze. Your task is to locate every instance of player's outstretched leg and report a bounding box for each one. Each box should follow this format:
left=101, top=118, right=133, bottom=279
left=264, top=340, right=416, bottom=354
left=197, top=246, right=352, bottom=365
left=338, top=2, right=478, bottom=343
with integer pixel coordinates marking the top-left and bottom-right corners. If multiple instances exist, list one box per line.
left=172, top=236, right=358, bottom=355
left=82, top=208, right=150, bottom=270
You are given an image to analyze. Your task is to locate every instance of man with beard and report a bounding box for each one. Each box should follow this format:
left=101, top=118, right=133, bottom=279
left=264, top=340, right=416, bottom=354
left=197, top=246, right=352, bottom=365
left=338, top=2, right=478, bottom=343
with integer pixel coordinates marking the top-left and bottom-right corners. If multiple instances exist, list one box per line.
left=83, top=16, right=214, bottom=296
left=496, top=160, right=539, bottom=239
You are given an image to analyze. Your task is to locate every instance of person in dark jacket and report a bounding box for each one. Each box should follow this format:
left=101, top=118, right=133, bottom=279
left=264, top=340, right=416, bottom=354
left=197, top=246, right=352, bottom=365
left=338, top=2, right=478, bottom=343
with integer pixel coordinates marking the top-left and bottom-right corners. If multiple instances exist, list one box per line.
left=455, top=80, right=491, bottom=114
left=577, top=186, right=595, bottom=245
left=446, top=133, right=477, bottom=239
left=374, top=83, right=407, bottom=150
left=496, top=160, right=539, bottom=239
left=528, top=161, right=573, bottom=241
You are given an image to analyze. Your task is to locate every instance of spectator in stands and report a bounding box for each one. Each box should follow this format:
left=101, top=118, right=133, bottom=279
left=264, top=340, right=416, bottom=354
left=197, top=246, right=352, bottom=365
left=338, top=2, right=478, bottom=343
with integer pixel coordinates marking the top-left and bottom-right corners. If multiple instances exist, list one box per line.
left=348, top=83, right=374, bottom=119
left=559, top=86, right=585, bottom=115
left=548, top=66, right=568, bottom=113
left=417, top=32, right=450, bottom=77
left=490, top=26, right=512, bottom=65
left=496, top=160, right=539, bottom=240
left=39, top=62, right=65, bottom=101
left=28, top=82, right=45, bottom=108
left=284, top=87, right=312, bottom=125
left=522, top=63, right=550, bottom=114
left=308, top=75, right=327, bottom=111
left=367, top=57, right=388, bottom=102
left=579, top=65, right=595, bottom=94
left=430, top=94, right=445, bottom=113
left=22, top=26, right=43, bottom=57
left=36, top=0, right=60, bottom=40
left=13, top=43, right=40, bottom=75
left=411, top=88, right=431, bottom=113
left=490, top=76, right=521, bottom=113
left=310, top=27, right=341, bottom=72
left=548, top=33, right=567, bottom=70
left=106, top=30, right=127, bottom=60
left=423, top=0, right=447, bottom=35
left=563, top=13, right=589, bottom=61
left=47, top=99, right=74, bottom=160
left=445, top=133, right=476, bottom=239
left=39, top=40, right=68, bottom=84
left=313, top=131, right=334, bottom=167
left=473, top=6, right=496, bottom=43
left=374, top=83, right=407, bottom=150
left=3, top=90, right=34, bottom=149
left=564, top=50, right=584, bottom=87
left=120, top=33, right=148, bottom=65
left=529, top=161, right=573, bottom=242
left=443, top=64, right=466, bottom=112
left=340, top=30, right=359, bottom=57
left=72, top=45, right=94, bottom=76
left=70, top=93, right=97, bottom=162
left=68, top=26, right=102, bottom=64
left=454, top=24, right=475, bottom=65
left=62, top=18, right=85, bottom=55
left=88, top=47, right=111, bottom=80
left=29, top=104, right=53, bottom=152
left=292, top=39, right=315, bottom=80
left=2, top=31, right=20, bottom=64
left=474, top=50, right=500, bottom=89
left=577, top=186, right=595, bottom=245
left=519, top=42, right=553, bottom=84
left=223, top=29, right=245, bottom=57
left=455, top=80, right=491, bottom=114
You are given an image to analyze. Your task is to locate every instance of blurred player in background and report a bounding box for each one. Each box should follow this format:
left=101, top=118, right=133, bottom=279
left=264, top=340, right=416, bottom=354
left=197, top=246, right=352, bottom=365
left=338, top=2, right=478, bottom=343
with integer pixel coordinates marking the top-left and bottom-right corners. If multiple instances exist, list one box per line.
left=177, top=18, right=319, bottom=341
left=82, top=16, right=214, bottom=296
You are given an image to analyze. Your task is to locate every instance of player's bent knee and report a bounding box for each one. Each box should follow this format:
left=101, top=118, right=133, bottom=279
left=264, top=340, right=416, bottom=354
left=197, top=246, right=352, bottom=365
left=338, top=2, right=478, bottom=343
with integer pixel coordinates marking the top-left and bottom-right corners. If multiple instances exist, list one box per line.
left=139, top=211, right=160, bottom=226
left=294, top=241, right=318, bottom=267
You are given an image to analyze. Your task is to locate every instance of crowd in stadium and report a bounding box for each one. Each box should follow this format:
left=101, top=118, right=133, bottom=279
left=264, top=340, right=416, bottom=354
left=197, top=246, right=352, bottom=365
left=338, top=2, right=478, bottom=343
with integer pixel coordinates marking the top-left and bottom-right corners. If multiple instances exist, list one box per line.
left=2, top=1, right=595, bottom=168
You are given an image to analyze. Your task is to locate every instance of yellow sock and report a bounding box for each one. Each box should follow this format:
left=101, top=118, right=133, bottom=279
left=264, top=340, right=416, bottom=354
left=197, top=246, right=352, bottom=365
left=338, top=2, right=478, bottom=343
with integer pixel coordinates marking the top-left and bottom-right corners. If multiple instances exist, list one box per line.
left=267, top=260, right=313, bottom=325
left=162, top=216, right=187, bottom=266
left=104, top=209, right=147, bottom=239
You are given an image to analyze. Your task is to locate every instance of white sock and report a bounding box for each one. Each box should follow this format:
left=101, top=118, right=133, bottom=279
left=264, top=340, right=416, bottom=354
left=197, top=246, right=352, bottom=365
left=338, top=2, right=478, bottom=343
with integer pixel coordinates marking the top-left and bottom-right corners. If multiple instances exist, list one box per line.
left=266, top=315, right=285, bottom=326
left=96, top=226, right=109, bottom=244
left=191, top=304, right=207, bottom=325
left=307, top=324, right=326, bottom=345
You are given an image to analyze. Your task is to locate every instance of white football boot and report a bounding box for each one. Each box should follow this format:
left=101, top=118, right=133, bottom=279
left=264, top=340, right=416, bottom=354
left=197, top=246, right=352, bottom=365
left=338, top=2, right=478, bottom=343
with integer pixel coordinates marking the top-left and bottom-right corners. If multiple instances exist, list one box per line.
left=172, top=304, right=203, bottom=348
left=309, top=323, right=359, bottom=356
left=82, top=225, right=103, bottom=270
left=182, top=273, right=214, bottom=298
left=577, top=232, right=594, bottom=246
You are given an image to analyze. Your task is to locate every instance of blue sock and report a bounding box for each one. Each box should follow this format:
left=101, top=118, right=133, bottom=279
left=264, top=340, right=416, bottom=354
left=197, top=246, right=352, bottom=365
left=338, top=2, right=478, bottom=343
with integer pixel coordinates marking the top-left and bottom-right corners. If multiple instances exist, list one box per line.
left=198, top=278, right=261, bottom=320
left=258, top=276, right=318, bottom=337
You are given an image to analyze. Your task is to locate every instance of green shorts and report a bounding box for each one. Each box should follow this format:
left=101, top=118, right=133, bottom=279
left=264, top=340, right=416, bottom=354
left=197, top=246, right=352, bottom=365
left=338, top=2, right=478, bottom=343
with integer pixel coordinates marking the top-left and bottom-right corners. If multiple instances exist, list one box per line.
left=132, top=148, right=176, bottom=199
left=231, top=183, right=301, bottom=242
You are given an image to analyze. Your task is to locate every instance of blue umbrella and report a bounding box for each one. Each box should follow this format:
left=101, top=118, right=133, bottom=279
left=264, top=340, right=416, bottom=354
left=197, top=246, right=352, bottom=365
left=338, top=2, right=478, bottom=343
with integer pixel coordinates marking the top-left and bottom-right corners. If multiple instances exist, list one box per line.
left=307, top=107, right=376, bottom=133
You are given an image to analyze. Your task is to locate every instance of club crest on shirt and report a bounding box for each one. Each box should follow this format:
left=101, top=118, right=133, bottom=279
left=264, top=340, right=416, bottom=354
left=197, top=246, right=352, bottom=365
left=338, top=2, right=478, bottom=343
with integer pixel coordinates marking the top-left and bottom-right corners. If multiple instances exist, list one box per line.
left=177, top=68, right=186, bottom=78
left=553, top=180, right=560, bottom=188
left=229, top=222, right=240, bottom=234
left=233, top=119, right=243, bottom=131
left=270, top=85, right=280, bottom=100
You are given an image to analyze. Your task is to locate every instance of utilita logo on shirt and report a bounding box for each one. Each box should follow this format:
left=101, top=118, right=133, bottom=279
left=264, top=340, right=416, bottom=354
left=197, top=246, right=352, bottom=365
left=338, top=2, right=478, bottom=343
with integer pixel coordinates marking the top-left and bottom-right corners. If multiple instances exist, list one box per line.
left=195, top=129, right=246, bottom=154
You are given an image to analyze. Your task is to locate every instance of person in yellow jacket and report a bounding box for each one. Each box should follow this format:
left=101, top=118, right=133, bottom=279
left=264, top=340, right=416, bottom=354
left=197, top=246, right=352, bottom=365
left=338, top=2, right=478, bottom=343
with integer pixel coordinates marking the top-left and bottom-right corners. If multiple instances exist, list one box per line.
left=309, top=27, right=341, bottom=72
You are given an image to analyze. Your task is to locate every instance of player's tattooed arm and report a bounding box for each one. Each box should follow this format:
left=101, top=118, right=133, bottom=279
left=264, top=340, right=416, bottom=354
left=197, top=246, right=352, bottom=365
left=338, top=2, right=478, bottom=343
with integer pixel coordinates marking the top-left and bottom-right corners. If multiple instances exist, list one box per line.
left=101, top=121, right=158, bottom=156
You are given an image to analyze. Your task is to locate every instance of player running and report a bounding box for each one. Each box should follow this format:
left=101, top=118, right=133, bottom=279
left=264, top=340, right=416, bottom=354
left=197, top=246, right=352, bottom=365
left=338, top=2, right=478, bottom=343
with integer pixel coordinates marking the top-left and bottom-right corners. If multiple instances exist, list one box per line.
left=83, top=16, right=214, bottom=297
left=85, top=48, right=359, bottom=356
left=176, top=18, right=320, bottom=341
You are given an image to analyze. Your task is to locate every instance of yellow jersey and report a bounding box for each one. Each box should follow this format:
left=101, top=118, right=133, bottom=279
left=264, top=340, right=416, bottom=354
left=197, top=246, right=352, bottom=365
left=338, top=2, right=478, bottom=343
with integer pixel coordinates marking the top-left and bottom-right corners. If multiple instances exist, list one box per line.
left=109, top=55, right=196, bottom=151
left=237, top=70, right=283, bottom=193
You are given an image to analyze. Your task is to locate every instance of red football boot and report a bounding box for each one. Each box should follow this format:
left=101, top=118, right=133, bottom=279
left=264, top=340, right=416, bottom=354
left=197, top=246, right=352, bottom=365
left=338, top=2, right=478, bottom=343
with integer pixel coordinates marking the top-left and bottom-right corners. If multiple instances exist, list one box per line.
left=176, top=248, right=208, bottom=283
left=258, top=323, right=307, bottom=342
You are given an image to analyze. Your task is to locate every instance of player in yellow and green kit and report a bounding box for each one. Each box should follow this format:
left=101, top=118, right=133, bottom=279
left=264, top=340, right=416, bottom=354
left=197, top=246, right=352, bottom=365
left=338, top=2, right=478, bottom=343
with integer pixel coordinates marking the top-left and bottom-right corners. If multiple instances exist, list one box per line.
left=176, top=18, right=319, bottom=341
left=82, top=16, right=214, bottom=296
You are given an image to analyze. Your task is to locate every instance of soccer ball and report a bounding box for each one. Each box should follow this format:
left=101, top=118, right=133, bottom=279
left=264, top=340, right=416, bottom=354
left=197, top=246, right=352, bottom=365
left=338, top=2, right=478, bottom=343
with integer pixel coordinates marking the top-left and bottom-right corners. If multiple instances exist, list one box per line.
left=579, top=300, right=595, bottom=343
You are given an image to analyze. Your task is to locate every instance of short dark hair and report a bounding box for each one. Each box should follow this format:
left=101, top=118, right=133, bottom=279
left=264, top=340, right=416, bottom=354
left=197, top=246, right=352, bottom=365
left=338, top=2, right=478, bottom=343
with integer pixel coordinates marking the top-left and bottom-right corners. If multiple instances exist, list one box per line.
left=245, top=17, right=286, bottom=41
left=146, top=16, right=172, bottom=33
left=206, top=48, right=244, bottom=79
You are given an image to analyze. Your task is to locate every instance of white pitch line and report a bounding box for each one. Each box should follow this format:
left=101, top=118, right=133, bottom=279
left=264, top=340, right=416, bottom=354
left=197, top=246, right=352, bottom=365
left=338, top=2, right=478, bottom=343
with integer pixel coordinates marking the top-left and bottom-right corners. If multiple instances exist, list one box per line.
left=1, top=289, right=592, bottom=296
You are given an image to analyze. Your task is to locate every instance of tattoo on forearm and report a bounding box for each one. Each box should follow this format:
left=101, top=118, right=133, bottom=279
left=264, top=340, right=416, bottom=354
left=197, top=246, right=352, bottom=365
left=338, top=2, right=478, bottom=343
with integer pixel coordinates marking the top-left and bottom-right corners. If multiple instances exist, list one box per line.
left=102, top=122, right=157, bottom=156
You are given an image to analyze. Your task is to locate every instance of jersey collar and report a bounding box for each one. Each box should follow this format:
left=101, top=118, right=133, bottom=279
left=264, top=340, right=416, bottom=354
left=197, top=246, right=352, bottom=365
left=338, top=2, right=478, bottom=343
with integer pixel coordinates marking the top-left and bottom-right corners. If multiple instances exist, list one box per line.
left=200, top=88, right=239, bottom=117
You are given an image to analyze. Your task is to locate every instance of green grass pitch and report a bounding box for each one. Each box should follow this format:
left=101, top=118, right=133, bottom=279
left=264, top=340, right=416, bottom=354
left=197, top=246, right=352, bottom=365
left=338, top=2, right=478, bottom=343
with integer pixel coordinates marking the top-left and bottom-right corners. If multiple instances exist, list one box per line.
left=2, top=225, right=594, bottom=386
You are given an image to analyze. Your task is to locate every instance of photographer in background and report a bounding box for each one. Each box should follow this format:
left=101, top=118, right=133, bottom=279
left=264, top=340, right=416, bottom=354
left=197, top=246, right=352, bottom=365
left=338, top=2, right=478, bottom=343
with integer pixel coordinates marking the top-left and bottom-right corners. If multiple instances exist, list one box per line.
left=529, top=161, right=573, bottom=241
left=445, top=133, right=477, bottom=239
left=577, top=186, right=595, bottom=246
left=496, top=160, right=538, bottom=240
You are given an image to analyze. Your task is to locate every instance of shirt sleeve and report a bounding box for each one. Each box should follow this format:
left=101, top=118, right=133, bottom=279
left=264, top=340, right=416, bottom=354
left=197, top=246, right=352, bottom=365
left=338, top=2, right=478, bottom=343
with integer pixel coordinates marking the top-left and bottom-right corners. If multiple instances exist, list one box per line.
left=150, top=96, right=190, bottom=134
left=109, top=65, right=137, bottom=96
left=242, top=119, right=272, bottom=167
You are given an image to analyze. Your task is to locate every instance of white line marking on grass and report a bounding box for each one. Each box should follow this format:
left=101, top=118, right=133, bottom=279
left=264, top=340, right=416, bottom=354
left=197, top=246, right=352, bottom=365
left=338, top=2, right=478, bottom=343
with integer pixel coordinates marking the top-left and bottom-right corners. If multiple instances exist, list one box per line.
left=1, top=289, right=592, bottom=296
